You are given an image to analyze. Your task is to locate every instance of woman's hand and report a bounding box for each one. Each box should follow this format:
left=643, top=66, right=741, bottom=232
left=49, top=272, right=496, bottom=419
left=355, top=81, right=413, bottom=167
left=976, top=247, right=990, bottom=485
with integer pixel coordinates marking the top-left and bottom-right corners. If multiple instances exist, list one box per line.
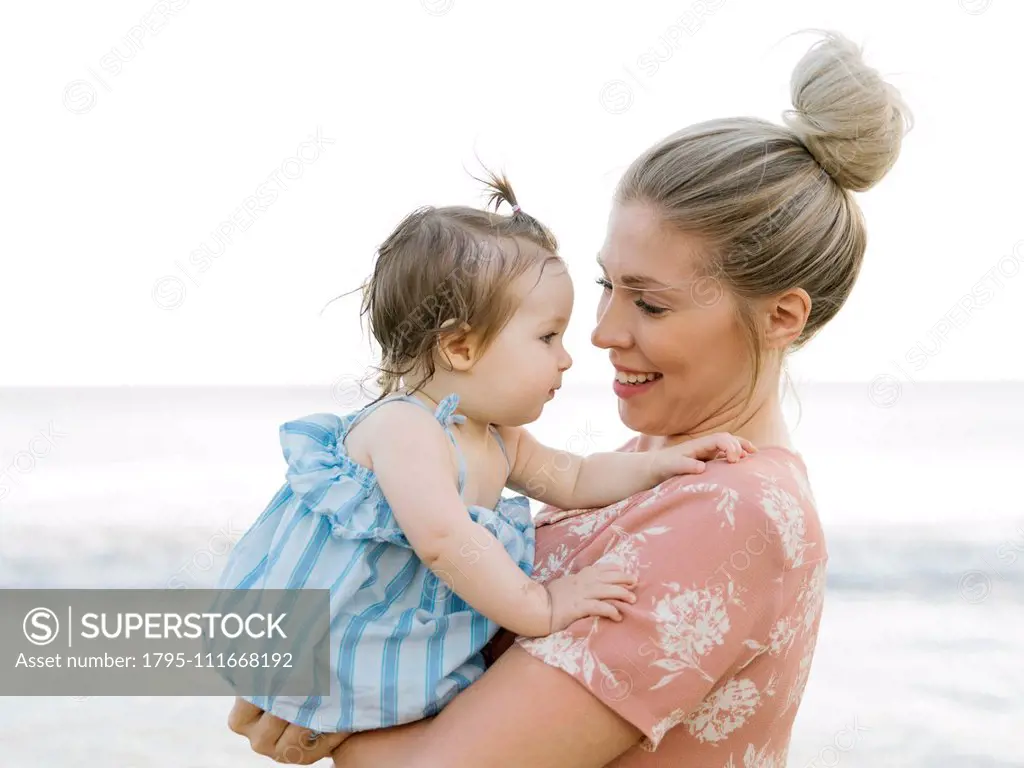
left=227, top=698, right=347, bottom=764
left=651, top=432, right=756, bottom=479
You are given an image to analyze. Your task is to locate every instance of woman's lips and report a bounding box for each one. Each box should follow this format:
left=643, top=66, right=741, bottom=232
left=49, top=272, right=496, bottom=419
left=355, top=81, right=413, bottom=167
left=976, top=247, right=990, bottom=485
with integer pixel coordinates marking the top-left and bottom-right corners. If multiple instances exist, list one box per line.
left=612, top=372, right=663, bottom=399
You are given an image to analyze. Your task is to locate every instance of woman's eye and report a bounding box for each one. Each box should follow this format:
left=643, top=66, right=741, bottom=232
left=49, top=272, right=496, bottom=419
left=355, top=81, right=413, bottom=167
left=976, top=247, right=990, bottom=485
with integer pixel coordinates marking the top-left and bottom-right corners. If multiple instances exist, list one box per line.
left=635, top=299, right=668, bottom=316
left=597, top=276, right=667, bottom=316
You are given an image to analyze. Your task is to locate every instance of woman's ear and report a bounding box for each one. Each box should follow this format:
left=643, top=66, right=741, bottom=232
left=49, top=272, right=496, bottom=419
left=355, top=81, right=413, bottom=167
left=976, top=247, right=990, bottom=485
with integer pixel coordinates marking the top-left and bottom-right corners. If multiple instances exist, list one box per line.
left=762, top=288, right=811, bottom=350
left=436, top=320, right=478, bottom=372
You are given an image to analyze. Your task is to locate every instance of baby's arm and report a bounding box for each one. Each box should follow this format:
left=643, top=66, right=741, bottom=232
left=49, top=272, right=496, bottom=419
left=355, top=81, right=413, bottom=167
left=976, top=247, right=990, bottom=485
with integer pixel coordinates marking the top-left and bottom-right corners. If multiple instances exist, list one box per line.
left=366, top=404, right=633, bottom=637
left=501, top=427, right=756, bottom=510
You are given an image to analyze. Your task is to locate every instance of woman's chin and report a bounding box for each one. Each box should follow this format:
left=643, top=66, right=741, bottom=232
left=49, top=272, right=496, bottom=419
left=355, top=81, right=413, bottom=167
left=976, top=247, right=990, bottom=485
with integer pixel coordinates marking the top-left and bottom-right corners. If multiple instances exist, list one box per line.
left=616, top=398, right=649, bottom=433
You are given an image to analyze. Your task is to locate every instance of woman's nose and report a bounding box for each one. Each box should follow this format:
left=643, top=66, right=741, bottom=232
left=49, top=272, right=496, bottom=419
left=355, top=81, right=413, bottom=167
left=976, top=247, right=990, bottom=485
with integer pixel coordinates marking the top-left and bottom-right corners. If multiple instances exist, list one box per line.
left=592, top=296, right=632, bottom=350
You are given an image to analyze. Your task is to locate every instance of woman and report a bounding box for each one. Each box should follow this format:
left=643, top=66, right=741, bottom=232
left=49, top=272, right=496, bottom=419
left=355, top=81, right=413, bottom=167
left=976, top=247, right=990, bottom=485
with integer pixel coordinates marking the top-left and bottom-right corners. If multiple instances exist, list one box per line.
left=229, top=30, right=910, bottom=767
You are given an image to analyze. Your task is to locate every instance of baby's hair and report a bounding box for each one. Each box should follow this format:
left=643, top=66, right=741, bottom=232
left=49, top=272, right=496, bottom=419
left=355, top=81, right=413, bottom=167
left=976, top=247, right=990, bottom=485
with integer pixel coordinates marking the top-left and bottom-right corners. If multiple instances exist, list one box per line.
left=359, top=169, right=560, bottom=399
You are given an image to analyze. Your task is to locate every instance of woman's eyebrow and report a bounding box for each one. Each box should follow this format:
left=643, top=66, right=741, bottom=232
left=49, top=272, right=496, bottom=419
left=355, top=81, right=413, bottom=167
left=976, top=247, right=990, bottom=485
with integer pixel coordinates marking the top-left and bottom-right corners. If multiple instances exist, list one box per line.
left=596, top=255, right=671, bottom=290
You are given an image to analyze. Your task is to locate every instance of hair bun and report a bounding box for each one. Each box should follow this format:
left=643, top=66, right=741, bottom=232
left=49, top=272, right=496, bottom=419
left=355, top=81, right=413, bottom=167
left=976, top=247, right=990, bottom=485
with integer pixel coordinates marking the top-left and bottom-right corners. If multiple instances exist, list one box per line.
left=782, top=31, right=912, bottom=192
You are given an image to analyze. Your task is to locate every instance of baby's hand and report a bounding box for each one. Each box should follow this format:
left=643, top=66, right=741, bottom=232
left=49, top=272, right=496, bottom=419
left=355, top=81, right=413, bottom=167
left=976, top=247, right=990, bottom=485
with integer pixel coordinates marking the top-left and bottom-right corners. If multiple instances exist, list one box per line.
left=542, top=562, right=637, bottom=634
left=650, top=432, right=757, bottom=480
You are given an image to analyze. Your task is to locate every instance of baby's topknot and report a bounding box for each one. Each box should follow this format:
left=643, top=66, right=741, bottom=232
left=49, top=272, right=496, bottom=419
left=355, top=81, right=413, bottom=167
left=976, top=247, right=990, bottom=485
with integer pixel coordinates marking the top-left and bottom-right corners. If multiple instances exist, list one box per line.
left=356, top=169, right=560, bottom=399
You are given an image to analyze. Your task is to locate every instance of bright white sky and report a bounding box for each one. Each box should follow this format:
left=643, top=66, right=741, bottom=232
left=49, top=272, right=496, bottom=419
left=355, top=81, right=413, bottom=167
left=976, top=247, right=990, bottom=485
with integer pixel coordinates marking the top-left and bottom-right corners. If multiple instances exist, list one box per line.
left=3, top=0, right=1022, bottom=386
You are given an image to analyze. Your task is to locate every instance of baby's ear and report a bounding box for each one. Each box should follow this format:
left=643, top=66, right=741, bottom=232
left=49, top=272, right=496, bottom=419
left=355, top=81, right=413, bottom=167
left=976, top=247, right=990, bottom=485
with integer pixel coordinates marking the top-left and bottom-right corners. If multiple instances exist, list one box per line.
left=437, top=319, right=477, bottom=372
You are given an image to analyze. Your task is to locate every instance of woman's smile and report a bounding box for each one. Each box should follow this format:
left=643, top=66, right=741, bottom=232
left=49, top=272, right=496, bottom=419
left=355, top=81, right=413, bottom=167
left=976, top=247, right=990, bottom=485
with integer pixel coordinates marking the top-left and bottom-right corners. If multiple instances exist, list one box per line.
left=612, top=366, right=664, bottom=399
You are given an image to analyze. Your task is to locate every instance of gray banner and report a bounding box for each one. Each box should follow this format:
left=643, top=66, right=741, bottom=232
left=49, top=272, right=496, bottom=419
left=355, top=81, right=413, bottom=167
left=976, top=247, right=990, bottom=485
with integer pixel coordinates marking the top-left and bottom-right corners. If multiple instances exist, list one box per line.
left=2, top=589, right=330, bottom=696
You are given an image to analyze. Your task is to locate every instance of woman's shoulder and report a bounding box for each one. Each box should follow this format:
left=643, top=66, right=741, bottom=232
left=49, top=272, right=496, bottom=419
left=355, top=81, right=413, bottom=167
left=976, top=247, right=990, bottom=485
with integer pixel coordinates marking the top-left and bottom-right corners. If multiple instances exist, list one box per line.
left=537, top=444, right=821, bottom=572
left=674, top=444, right=815, bottom=505
left=631, top=445, right=822, bottom=569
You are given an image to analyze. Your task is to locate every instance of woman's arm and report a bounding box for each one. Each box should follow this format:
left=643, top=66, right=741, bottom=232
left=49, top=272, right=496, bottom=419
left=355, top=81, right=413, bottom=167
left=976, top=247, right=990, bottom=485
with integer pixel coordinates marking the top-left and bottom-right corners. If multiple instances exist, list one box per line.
left=333, top=645, right=642, bottom=768
left=229, top=647, right=641, bottom=767
left=225, top=630, right=524, bottom=765
left=503, top=426, right=753, bottom=510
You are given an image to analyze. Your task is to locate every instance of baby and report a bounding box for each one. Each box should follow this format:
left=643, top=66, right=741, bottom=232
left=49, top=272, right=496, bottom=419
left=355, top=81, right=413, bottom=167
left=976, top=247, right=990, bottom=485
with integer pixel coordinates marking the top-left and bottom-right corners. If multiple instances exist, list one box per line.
left=216, top=172, right=753, bottom=737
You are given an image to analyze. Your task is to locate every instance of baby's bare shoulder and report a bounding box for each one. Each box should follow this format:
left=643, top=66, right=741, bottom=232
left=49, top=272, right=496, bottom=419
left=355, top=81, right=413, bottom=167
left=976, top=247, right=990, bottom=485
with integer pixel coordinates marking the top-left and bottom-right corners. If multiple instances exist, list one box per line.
left=345, top=401, right=445, bottom=470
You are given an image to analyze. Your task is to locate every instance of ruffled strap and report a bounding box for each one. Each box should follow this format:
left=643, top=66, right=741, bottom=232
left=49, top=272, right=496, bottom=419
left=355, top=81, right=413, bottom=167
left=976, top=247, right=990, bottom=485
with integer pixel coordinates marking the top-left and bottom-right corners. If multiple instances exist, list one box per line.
left=275, top=396, right=468, bottom=543
left=279, top=413, right=378, bottom=518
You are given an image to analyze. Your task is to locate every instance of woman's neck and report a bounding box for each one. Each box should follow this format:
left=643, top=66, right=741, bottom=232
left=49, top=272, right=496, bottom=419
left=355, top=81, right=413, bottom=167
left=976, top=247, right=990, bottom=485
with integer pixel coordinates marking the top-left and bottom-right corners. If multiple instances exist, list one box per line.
left=636, top=377, right=793, bottom=453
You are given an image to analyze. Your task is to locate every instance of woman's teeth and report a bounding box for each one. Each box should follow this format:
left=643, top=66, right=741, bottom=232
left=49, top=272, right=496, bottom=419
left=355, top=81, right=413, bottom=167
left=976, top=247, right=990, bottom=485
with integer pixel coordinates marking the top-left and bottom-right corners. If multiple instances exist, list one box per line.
left=615, top=372, right=662, bottom=385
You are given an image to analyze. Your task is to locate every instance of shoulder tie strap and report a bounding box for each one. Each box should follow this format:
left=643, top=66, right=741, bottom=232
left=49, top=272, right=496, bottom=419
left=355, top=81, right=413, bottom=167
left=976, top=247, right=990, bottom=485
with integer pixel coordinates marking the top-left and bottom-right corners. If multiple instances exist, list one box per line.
left=434, top=393, right=465, bottom=427
left=432, top=394, right=467, bottom=498
left=355, top=392, right=467, bottom=499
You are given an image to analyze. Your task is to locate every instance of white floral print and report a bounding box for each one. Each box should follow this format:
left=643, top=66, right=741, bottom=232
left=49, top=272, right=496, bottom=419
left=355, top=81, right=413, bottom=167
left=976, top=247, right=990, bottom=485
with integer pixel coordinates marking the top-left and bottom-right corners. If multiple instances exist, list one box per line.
left=744, top=616, right=798, bottom=660
left=797, top=561, right=827, bottom=632
left=648, top=580, right=740, bottom=689
left=596, top=523, right=669, bottom=581
left=519, top=626, right=592, bottom=678
left=759, top=481, right=812, bottom=567
left=534, top=542, right=572, bottom=583
left=784, top=648, right=815, bottom=714
left=682, top=677, right=761, bottom=743
left=516, top=448, right=827, bottom=764
left=565, top=497, right=631, bottom=539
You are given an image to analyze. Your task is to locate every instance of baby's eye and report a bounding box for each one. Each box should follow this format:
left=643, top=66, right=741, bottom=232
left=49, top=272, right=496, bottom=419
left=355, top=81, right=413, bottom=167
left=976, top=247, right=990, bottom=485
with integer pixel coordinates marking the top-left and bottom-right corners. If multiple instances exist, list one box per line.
left=540, top=332, right=558, bottom=344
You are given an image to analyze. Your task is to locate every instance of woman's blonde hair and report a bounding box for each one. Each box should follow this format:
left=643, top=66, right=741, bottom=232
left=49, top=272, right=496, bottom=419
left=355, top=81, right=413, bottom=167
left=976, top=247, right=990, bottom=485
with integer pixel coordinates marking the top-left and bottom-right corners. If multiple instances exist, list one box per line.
left=359, top=171, right=560, bottom=398
left=616, top=30, right=912, bottom=396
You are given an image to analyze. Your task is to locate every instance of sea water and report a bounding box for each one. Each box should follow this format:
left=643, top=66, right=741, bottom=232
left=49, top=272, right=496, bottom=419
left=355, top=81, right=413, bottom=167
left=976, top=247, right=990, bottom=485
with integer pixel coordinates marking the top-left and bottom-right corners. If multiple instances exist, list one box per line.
left=0, top=383, right=1021, bottom=767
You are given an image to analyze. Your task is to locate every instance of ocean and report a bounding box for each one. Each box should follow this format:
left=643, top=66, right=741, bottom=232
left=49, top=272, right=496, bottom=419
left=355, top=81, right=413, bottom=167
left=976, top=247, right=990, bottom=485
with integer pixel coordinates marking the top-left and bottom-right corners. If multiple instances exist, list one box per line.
left=0, top=383, right=1021, bottom=767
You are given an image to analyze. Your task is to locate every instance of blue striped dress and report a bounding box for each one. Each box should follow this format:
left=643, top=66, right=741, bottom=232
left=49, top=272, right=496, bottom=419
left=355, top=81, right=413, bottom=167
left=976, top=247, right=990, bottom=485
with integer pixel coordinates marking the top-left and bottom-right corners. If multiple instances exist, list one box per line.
left=215, top=392, right=535, bottom=733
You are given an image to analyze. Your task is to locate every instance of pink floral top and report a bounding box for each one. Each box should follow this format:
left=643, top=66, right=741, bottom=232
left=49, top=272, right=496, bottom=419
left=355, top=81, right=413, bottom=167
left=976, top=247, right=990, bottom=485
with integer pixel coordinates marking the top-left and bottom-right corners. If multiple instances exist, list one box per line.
left=516, top=443, right=827, bottom=767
